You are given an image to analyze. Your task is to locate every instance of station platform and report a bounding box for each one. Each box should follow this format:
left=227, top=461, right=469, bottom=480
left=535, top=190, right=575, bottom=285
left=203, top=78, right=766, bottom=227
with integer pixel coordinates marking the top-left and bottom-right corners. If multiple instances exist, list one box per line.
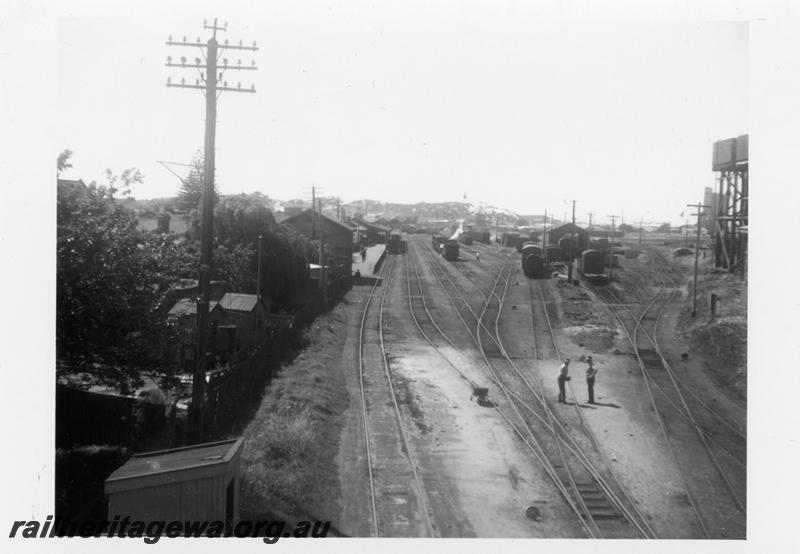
left=352, top=245, right=386, bottom=277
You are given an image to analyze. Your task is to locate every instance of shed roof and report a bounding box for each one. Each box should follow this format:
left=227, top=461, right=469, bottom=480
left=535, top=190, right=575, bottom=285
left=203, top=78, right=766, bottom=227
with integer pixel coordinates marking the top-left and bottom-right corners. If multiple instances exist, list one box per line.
left=283, top=209, right=355, bottom=234
left=353, top=219, right=392, bottom=233
left=105, top=438, right=243, bottom=493
left=218, top=293, right=264, bottom=312
left=550, top=223, right=588, bottom=235
left=168, top=298, right=218, bottom=317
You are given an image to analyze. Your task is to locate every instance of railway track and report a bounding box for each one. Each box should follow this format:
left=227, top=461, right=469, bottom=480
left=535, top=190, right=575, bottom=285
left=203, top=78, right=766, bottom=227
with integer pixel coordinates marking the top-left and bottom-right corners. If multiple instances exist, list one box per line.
left=592, top=246, right=746, bottom=538
left=408, top=236, right=655, bottom=538
left=356, top=255, right=436, bottom=537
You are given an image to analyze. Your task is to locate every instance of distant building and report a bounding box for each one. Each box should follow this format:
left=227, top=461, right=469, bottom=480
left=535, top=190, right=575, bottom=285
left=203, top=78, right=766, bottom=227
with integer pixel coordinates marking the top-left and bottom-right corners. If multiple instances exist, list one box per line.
left=282, top=209, right=355, bottom=277
left=548, top=223, right=589, bottom=246
left=352, top=219, right=392, bottom=245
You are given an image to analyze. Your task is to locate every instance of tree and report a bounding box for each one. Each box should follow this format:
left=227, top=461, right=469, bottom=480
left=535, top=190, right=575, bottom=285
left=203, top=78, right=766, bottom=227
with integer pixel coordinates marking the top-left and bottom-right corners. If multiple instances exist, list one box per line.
left=103, top=167, right=144, bottom=198
left=177, top=152, right=217, bottom=211
left=57, top=179, right=177, bottom=392
left=57, top=149, right=73, bottom=176
left=656, top=222, right=671, bottom=233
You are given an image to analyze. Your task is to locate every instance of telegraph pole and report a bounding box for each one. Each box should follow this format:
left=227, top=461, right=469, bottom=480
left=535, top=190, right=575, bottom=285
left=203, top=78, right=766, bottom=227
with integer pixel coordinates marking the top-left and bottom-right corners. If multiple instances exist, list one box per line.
left=166, top=19, right=258, bottom=443
left=495, top=213, right=500, bottom=245
left=568, top=200, right=576, bottom=283
left=587, top=212, right=594, bottom=234
left=687, top=203, right=710, bottom=317
left=311, top=185, right=317, bottom=240
left=318, top=199, right=328, bottom=309
left=607, top=215, right=618, bottom=281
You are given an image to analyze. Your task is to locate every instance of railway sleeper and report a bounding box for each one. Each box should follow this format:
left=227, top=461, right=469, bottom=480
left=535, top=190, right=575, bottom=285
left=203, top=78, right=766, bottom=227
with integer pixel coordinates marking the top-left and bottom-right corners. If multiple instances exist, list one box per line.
left=566, top=482, right=624, bottom=521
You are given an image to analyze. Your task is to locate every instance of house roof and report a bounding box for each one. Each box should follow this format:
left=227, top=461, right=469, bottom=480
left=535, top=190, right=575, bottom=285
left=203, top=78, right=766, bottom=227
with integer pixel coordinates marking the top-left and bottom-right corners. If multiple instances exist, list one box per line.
left=57, top=178, right=87, bottom=188
left=218, top=293, right=264, bottom=313
left=353, top=219, right=392, bottom=233
left=283, top=209, right=355, bottom=234
left=168, top=298, right=218, bottom=317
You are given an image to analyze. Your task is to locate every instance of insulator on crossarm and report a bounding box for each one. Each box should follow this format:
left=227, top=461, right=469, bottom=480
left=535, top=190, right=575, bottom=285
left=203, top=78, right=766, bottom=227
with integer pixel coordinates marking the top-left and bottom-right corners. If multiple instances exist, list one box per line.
left=181, top=77, right=185, bottom=85
left=237, top=82, right=241, bottom=89
left=167, top=55, right=172, bottom=64
left=168, top=35, right=172, bottom=42
left=253, top=40, right=257, bottom=48
left=251, top=60, right=255, bottom=67
left=180, top=56, right=186, bottom=65
left=238, top=59, right=242, bottom=66
left=251, top=84, right=255, bottom=91
left=195, top=57, right=201, bottom=66
left=167, top=77, right=171, bottom=85
left=182, top=36, right=186, bottom=42
left=224, top=81, right=228, bottom=87
left=223, top=58, right=228, bottom=66
left=196, top=78, right=200, bottom=85
left=239, top=40, right=243, bottom=47
left=225, top=38, right=229, bottom=45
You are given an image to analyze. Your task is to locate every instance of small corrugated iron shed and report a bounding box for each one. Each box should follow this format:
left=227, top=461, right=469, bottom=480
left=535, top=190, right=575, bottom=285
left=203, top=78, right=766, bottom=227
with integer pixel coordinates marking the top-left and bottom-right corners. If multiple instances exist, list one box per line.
left=218, top=293, right=263, bottom=313
left=105, top=438, right=244, bottom=523
left=167, top=298, right=219, bottom=317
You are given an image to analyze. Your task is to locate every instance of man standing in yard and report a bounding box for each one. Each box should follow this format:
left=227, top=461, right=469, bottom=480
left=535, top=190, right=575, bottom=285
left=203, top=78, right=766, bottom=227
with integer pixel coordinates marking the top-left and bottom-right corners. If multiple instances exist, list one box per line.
left=586, top=356, right=597, bottom=404
left=557, top=358, right=570, bottom=403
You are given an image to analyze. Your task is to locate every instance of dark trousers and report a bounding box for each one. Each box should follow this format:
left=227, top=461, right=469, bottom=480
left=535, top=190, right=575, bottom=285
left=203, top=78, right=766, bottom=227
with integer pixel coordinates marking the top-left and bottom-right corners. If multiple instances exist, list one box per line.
left=558, top=376, right=567, bottom=402
left=587, top=377, right=595, bottom=403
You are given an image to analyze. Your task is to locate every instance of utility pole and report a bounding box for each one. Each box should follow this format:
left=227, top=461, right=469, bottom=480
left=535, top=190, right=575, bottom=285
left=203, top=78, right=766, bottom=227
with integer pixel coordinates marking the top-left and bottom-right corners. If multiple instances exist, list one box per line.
left=311, top=185, right=316, bottom=240
left=587, top=212, right=594, bottom=234
left=687, top=203, right=710, bottom=317
left=319, top=198, right=328, bottom=309
left=607, top=215, right=618, bottom=281
left=568, top=200, right=576, bottom=283
left=166, top=19, right=258, bottom=444
left=495, top=213, right=500, bottom=245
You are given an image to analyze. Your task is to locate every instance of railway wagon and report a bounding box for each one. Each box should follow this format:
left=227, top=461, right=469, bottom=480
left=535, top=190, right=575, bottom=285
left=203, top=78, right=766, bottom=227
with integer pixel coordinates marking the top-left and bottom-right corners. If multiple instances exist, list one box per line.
left=442, top=240, right=459, bottom=261
left=521, top=244, right=542, bottom=258
left=387, top=232, right=406, bottom=254
left=578, top=249, right=605, bottom=274
left=590, top=238, right=610, bottom=251
left=466, top=230, right=491, bottom=244
left=432, top=235, right=448, bottom=252
left=501, top=232, right=519, bottom=247
left=459, top=233, right=474, bottom=245
left=522, top=253, right=546, bottom=278
left=514, top=237, right=528, bottom=252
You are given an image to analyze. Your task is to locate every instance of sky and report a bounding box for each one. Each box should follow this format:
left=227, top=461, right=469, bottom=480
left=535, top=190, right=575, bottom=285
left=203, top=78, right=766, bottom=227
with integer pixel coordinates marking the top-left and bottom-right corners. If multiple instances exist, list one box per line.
left=55, top=2, right=748, bottom=226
